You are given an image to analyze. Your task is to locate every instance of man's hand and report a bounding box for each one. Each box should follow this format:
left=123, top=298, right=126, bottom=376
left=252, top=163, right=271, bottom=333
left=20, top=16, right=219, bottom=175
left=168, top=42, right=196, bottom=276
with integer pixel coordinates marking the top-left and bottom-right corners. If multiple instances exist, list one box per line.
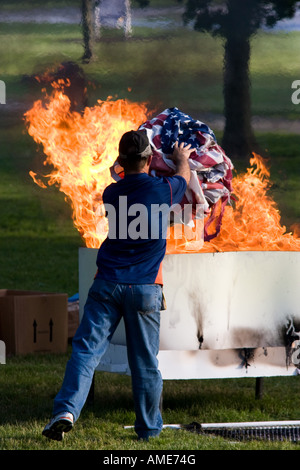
left=171, top=141, right=194, bottom=163
left=170, top=141, right=194, bottom=184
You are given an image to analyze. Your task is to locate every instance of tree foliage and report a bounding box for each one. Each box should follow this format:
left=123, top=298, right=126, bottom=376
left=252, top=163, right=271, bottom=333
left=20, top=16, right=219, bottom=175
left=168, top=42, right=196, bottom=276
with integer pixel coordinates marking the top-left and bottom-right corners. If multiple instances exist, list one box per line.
left=134, top=0, right=300, bottom=158
left=180, top=0, right=298, bottom=37
left=180, top=0, right=299, bottom=158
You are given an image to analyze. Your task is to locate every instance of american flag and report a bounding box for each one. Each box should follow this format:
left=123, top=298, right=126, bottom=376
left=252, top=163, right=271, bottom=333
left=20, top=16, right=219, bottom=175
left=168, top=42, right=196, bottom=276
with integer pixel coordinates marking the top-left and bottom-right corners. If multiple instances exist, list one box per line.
left=111, top=107, right=234, bottom=242
left=140, top=107, right=216, bottom=157
left=139, top=108, right=234, bottom=241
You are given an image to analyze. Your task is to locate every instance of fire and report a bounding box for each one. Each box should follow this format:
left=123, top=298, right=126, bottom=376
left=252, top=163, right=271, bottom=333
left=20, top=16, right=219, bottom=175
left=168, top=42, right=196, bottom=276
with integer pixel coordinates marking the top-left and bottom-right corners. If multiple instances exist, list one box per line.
left=25, top=80, right=148, bottom=248
left=166, top=152, right=300, bottom=253
left=25, top=81, right=300, bottom=253
left=207, top=153, right=300, bottom=252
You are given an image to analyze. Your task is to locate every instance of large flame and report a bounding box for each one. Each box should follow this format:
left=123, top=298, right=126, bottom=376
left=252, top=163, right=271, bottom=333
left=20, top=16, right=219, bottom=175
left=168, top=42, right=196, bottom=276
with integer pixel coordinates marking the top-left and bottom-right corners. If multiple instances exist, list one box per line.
left=25, top=81, right=300, bottom=253
left=204, top=153, right=300, bottom=252
left=25, top=80, right=148, bottom=248
left=166, top=152, right=300, bottom=253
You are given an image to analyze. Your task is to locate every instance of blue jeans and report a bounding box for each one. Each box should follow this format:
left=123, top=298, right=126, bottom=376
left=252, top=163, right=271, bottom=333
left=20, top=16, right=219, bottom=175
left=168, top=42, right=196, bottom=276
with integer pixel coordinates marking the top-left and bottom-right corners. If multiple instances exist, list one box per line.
left=53, top=278, right=163, bottom=439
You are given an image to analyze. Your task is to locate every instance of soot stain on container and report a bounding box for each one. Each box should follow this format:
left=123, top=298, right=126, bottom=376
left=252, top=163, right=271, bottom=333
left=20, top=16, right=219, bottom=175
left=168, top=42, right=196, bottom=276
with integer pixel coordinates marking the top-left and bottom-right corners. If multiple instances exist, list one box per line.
left=188, top=291, right=204, bottom=349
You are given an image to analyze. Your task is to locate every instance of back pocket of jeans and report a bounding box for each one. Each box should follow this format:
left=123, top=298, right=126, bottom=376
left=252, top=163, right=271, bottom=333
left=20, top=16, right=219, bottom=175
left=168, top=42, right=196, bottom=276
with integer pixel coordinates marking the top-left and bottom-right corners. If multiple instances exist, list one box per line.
left=88, top=280, right=118, bottom=303
left=132, top=284, right=162, bottom=315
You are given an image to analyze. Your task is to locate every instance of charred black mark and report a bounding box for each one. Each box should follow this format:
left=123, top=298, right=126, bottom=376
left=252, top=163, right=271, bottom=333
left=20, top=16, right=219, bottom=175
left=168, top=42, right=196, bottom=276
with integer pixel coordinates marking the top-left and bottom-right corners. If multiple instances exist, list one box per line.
left=284, top=317, right=300, bottom=368
left=284, top=318, right=300, bottom=346
left=231, top=328, right=267, bottom=349
left=188, top=291, right=204, bottom=350
left=263, top=347, right=268, bottom=357
left=197, top=332, right=204, bottom=349
left=238, top=348, right=255, bottom=369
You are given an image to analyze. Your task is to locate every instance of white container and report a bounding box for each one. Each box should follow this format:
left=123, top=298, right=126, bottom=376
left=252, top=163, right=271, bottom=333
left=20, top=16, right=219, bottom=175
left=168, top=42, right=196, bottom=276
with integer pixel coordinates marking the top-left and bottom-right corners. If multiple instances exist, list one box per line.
left=79, top=249, right=300, bottom=379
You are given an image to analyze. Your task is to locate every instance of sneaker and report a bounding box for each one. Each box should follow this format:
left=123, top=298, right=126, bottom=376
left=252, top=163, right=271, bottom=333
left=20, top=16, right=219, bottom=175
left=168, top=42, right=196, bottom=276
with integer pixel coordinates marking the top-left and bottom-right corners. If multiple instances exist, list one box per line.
left=42, top=412, right=74, bottom=441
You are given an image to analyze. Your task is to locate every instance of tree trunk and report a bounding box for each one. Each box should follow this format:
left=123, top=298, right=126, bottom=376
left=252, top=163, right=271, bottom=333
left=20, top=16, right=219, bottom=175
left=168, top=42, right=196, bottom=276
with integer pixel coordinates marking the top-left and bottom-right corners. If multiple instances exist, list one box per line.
left=81, top=0, right=95, bottom=63
left=221, top=26, right=257, bottom=159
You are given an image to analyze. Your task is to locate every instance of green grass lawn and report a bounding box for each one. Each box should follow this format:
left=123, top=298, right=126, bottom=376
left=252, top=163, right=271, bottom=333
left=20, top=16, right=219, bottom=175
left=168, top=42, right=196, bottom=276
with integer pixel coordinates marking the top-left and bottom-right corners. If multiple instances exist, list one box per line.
left=0, top=124, right=82, bottom=294
left=1, top=350, right=300, bottom=451
left=0, top=2, right=300, bottom=452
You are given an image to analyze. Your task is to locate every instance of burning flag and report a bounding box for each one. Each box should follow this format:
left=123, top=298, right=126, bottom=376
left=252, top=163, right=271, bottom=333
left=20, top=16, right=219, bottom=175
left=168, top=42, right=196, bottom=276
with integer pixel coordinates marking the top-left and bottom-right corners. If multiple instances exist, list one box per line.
left=111, top=107, right=234, bottom=242
left=24, top=79, right=300, bottom=253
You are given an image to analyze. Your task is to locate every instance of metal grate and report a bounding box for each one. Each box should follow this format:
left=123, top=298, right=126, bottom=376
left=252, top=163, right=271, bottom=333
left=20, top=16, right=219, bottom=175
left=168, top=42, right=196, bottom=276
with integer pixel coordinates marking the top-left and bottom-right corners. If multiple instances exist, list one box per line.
left=183, top=421, right=300, bottom=442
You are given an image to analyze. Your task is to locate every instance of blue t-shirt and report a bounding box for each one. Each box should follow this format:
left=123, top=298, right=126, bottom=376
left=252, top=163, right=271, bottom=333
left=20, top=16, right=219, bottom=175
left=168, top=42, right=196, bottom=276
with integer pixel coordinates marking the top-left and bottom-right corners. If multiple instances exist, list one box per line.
left=96, top=173, right=186, bottom=284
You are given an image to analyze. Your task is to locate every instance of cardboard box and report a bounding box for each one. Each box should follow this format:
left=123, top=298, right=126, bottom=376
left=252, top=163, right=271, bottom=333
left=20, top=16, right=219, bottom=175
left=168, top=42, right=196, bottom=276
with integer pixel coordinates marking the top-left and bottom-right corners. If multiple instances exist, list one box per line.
left=0, top=290, right=68, bottom=355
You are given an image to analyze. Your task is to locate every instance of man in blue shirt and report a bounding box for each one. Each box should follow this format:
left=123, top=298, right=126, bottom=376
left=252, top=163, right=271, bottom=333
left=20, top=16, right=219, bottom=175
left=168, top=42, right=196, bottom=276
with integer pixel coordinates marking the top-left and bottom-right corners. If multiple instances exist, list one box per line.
left=43, top=130, right=193, bottom=442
